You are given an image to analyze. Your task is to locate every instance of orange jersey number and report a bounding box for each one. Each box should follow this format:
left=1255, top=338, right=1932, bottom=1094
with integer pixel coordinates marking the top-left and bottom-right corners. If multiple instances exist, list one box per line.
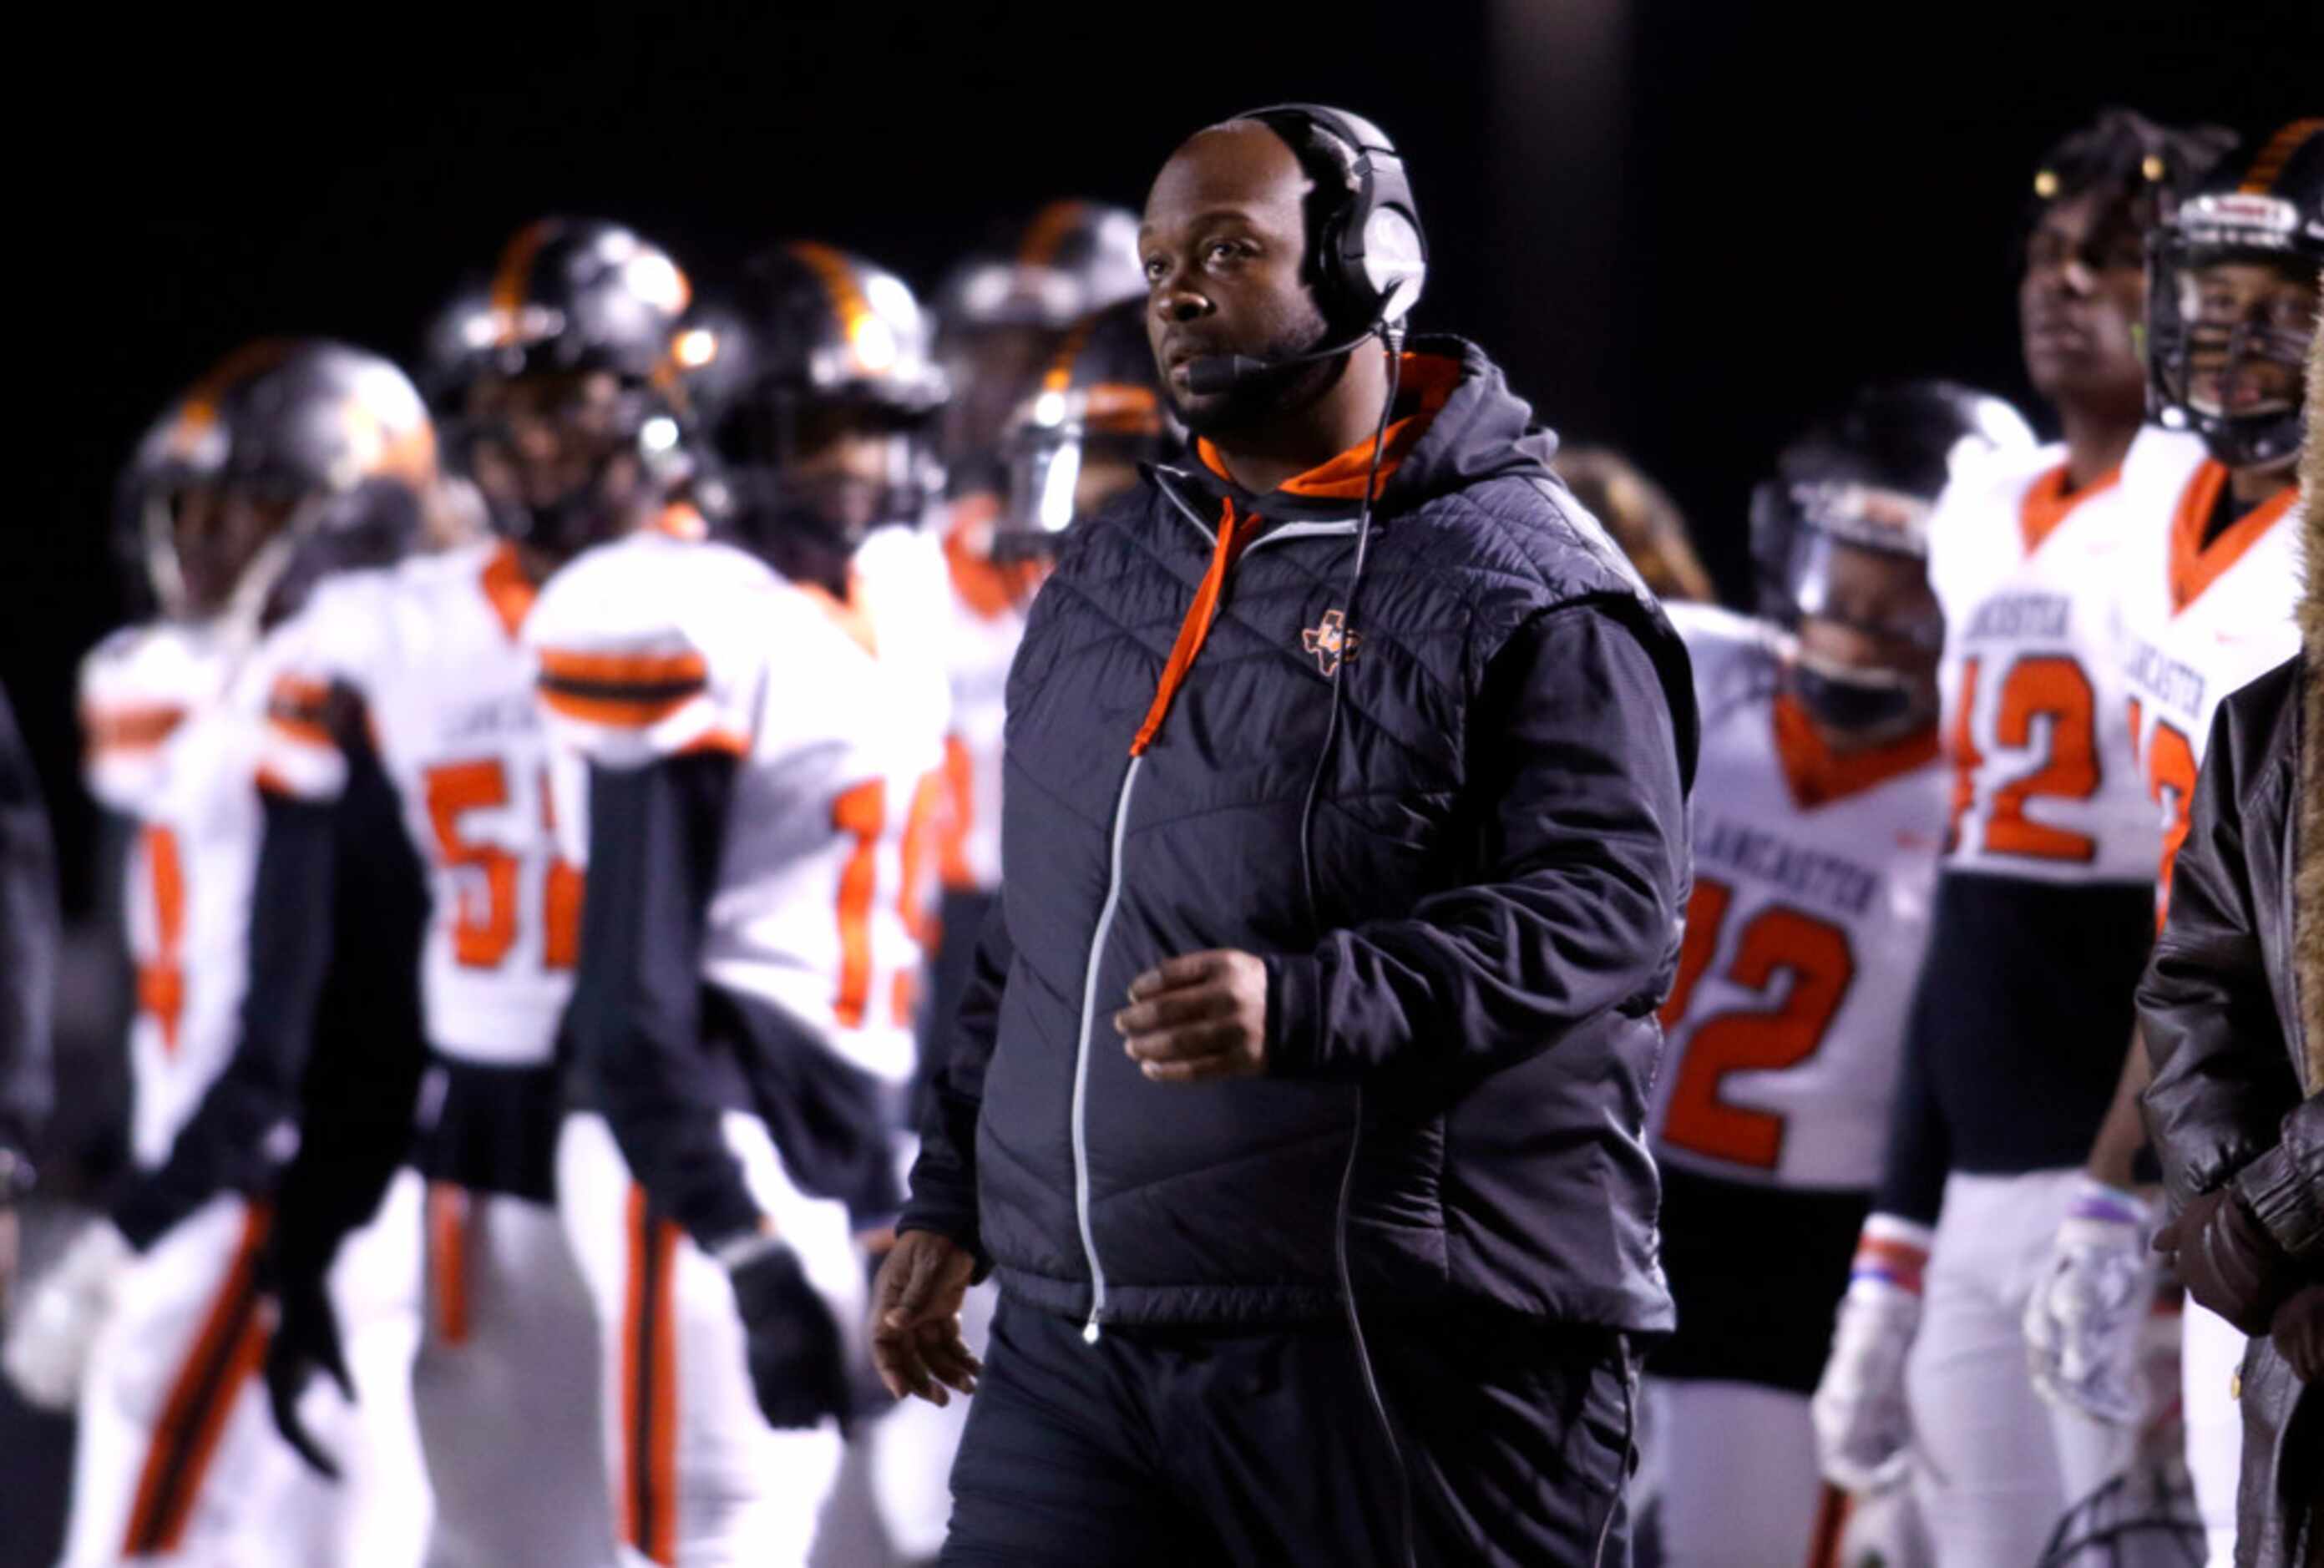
left=423, top=759, right=582, bottom=971
left=2140, top=717, right=2200, bottom=924
left=832, top=774, right=944, bottom=1029
left=1945, top=654, right=2100, bottom=862
left=135, top=824, right=188, bottom=1055
left=1658, top=877, right=1858, bottom=1170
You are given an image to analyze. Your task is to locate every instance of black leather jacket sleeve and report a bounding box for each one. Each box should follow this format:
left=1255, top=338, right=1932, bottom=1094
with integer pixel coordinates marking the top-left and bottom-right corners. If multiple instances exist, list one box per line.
left=898, top=897, right=1009, bottom=1265
left=2139, top=662, right=2304, bottom=1211
left=1267, top=601, right=1689, bottom=1079
left=570, top=754, right=765, bottom=1251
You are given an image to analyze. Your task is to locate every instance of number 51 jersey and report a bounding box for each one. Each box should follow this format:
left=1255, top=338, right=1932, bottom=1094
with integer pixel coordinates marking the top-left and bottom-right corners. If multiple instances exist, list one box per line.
left=256, top=539, right=581, bottom=1066
left=1650, top=604, right=1948, bottom=1191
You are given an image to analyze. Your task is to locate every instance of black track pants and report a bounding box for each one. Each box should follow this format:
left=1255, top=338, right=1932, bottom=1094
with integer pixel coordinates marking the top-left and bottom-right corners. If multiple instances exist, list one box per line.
left=939, top=1296, right=1635, bottom=1567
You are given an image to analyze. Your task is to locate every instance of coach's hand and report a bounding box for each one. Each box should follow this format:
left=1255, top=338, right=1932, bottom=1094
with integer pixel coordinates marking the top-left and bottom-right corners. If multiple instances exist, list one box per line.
left=870, top=1230, right=980, bottom=1408
left=1116, top=950, right=1268, bottom=1084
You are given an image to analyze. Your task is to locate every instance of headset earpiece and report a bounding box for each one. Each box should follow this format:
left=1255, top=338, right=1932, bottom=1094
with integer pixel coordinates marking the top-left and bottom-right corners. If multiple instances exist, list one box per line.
left=1239, top=104, right=1428, bottom=336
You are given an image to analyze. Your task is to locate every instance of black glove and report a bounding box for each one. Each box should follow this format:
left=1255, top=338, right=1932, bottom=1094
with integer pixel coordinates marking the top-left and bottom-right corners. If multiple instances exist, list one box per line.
left=727, top=1242, right=846, bottom=1430
left=264, top=1272, right=353, bottom=1480
left=2271, top=1285, right=2324, bottom=1382
left=2155, top=1186, right=2296, bottom=1335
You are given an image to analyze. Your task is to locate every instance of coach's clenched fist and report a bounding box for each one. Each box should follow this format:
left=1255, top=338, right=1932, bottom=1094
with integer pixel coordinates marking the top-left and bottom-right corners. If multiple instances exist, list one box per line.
left=869, top=1230, right=981, bottom=1407
left=1114, top=949, right=1269, bottom=1084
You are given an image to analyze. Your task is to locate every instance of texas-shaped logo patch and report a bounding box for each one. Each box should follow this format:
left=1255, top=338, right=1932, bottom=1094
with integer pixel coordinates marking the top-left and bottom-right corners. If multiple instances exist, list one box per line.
left=1302, top=609, right=1360, bottom=677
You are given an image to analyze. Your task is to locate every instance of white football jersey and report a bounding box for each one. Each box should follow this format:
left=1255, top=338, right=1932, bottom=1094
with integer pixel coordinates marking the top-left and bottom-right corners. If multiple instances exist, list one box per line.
left=2114, top=462, right=2303, bottom=918
left=528, top=529, right=950, bottom=1089
left=934, top=498, right=1041, bottom=896
left=257, top=540, right=579, bottom=1066
left=1927, top=428, right=2209, bottom=886
left=80, top=625, right=276, bottom=1167
left=1649, top=604, right=1949, bottom=1190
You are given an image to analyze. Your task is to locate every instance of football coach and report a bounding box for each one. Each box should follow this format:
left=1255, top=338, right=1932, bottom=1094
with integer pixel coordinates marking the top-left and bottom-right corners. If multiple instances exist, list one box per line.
left=871, top=104, right=1699, bottom=1566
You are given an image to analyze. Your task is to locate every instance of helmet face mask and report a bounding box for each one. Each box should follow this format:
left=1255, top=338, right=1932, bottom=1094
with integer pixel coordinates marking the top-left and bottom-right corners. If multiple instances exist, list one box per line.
left=2144, top=121, right=2324, bottom=470
left=122, top=339, right=440, bottom=633
left=717, top=394, right=933, bottom=556
left=141, top=478, right=301, bottom=623
left=460, top=365, right=668, bottom=558
left=2149, top=238, right=2317, bottom=467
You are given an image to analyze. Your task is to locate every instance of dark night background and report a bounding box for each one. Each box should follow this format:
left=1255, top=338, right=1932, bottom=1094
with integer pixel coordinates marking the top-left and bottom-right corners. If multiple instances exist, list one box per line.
left=0, top=4, right=2316, bottom=1560
left=5, top=0, right=2319, bottom=915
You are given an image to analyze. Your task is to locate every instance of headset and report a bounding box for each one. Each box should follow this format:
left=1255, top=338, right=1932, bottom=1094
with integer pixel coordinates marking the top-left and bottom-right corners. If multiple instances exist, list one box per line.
left=1182, top=104, right=1428, bottom=396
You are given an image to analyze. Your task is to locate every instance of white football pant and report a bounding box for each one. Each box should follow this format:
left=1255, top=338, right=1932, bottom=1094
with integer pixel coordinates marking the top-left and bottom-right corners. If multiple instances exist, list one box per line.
left=2180, top=1301, right=2243, bottom=1568
left=405, top=1170, right=619, bottom=1568
left=58, top=1182, right=429, bottom=1568
left=1906, top=1170, right=2137, bottom=1567
left=558, top=1111, right=852, bottom=1568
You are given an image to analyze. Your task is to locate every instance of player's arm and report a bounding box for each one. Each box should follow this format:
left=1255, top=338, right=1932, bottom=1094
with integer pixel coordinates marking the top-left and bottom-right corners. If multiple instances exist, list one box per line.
left=110, top=684, right=370, bottom=1249
left=568, top=748, right=765, bottom=1250
left=1259, top=602, right=1689, bottom=1080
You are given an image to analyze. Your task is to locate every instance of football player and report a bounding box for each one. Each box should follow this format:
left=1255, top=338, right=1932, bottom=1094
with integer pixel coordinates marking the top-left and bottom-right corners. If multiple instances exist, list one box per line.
left=530, top=241, right=950, bottom=1568
left=1552, top=446, right=1718, bottom=604
left=2027, top=117, right=2320, bottom=1567
left=246, top=218, right=700, bottom=1568
left=1810, top=109, right=2234, bottom=1566
left=3, top=341, right=441, bottom=1567
left=1644, top=382, right=2027, bottom=1568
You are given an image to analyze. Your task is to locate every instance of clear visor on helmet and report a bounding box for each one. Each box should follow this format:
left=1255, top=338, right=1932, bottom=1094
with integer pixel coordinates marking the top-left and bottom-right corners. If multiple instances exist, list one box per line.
left=998, top=382, right=1167, bottom=553
left=1759, top=478, right=1942, bottom=653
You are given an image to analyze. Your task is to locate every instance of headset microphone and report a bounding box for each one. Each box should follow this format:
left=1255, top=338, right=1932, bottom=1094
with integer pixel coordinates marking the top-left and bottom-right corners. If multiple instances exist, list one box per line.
left=1182, top=324, right=1390, bottom=397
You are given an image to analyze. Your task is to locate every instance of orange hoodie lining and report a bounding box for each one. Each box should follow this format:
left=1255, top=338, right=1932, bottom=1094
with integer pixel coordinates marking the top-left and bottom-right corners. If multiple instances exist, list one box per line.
left=2018, top=462, right=2120, bottom=558
left=1771, top=694, right=1942, bottom=810
left=1195, top=352, right=1461, bottom=502
left=1139, top=355, right=1461, bottom=757
left=2167, top=462, right=2295, bottom=615
left=1130, top=498, right=1251, bottom=756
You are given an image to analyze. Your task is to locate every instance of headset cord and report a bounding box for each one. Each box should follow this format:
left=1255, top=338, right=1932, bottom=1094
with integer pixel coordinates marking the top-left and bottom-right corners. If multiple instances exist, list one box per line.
left=1305, top=326, right=1415, bottom=1568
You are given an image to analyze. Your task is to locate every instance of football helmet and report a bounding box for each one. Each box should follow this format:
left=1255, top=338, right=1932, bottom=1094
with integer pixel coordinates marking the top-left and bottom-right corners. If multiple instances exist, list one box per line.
left=934, top=200, right=1146, bottom=496
left=441, top=218, right=697, bottom=558
left=2146, top=118, right=2323, bottom=469
left=997, top=296, right=1180, bottom=556
left=686, top=241, right=946, bottom=563
left=1752, top=381, right=2034, bottom=736
left=119, top=338, right=438, bottom=631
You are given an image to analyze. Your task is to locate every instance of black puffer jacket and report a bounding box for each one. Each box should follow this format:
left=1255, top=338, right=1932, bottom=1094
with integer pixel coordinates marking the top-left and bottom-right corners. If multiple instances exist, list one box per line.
left=903, top=338, right=1696, bottom=1332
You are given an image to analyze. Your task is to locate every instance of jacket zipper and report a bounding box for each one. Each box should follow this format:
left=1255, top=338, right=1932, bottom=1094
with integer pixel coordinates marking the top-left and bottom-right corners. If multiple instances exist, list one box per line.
left=1068, top=482, right=1362, bottom=1343
left=1071, top=753, right=1142, bottom=1342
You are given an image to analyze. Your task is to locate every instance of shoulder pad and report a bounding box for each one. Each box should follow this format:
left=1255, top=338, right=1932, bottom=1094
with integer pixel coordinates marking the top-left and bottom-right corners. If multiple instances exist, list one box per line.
left=78, top=624, right=223, bottom=811
left=529, top=533, right=777, bottom=767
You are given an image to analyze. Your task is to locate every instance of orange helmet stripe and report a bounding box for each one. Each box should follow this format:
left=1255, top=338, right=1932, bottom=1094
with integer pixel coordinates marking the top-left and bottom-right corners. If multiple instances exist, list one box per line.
left=2240, top=119, right=2323, bottom=195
